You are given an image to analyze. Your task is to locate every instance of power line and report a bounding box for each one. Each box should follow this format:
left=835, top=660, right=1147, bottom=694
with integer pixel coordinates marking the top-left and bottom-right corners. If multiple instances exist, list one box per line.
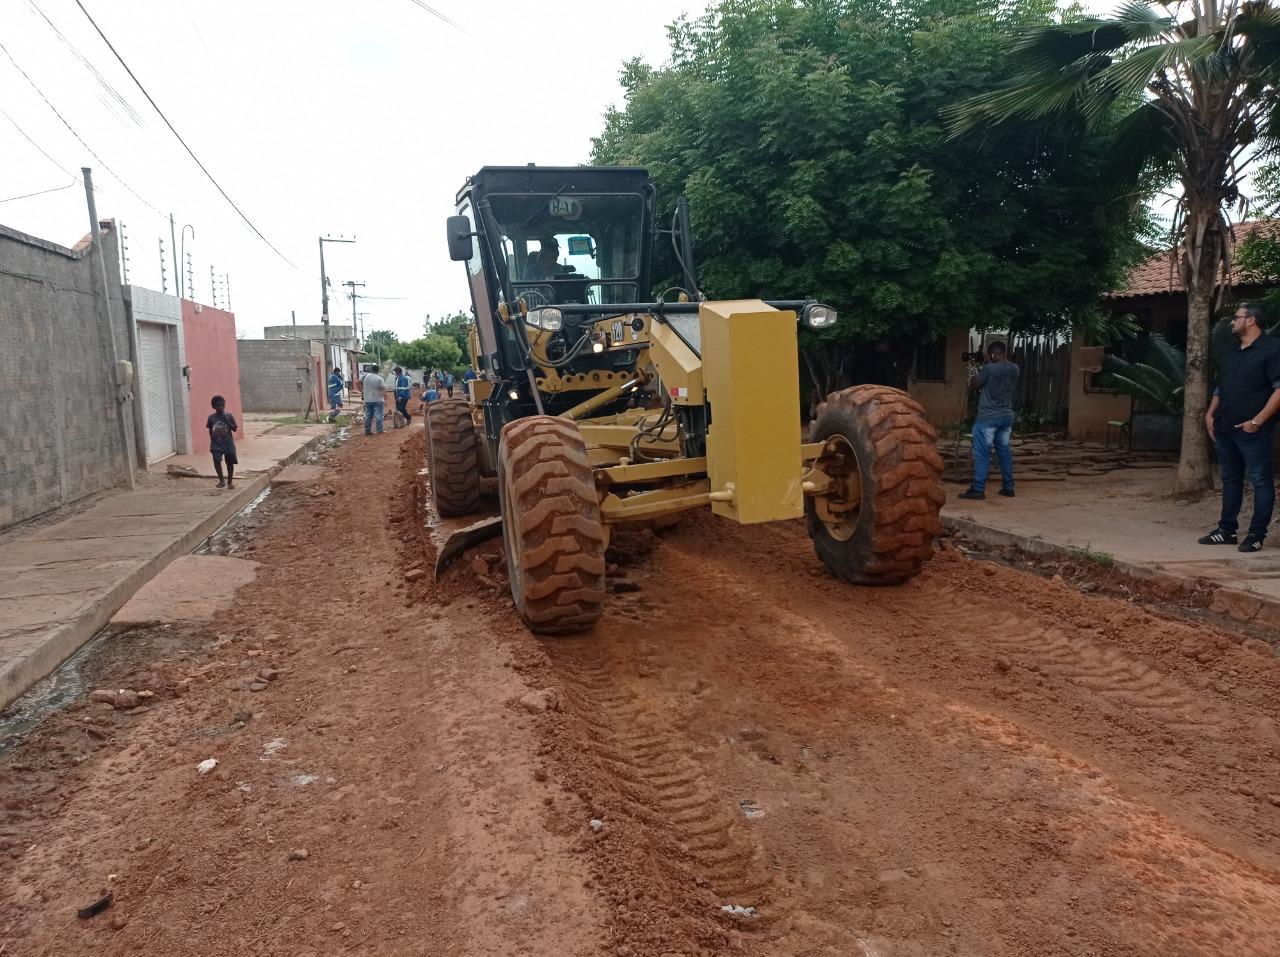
left=71, top=0, right=303, bottom=271
left=0, top=178, right=78, bottom=204
left=28, top=0, right=144, bottom=127
left=0, top=105, right=79, bottom=181
left=404, top=0, right=471, bottom=36
left=0, top=39, right=164, bottom=217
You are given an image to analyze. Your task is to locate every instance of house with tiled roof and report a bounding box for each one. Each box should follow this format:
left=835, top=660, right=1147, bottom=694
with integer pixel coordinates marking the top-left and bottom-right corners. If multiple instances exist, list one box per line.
left=1067, top=219, right=1280, bottom=442
left=1102, top=219, right=1280, bottom=342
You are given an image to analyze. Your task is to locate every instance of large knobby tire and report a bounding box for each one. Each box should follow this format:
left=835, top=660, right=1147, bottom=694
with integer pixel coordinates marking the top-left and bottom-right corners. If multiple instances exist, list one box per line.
left=805, top=385, right=944, bottom=585
left=498, top=416, right=607, bottom=635
left=426, top=399, right=481, bottom=517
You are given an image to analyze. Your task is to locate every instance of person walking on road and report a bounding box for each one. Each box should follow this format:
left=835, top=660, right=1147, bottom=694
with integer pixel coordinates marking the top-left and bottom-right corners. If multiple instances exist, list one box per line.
left=327, top=364, right=344, bottom=423
left=1199, top=303, right=1280, bottom=552
left=360, top=364, right=387, bottom=436
left=444, top=370, right=455, bottom=397
left=393, top=366, right=412, bottom=425
left=207, top=395, right=239, bottom=489
left=959, top=341, right=1019, bottom=501
left=416, top=381, right=439, bottom=415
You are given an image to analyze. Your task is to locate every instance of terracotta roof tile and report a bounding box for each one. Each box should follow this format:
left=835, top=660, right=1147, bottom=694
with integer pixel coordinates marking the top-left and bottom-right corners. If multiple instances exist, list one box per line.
left=1105, top=219, right=1280, bottom=299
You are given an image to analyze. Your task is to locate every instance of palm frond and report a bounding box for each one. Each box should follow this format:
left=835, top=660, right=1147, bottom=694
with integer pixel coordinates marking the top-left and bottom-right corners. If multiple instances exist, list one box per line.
left=1112, top=1, right=1177, bottom=40
left=1136, top=333, right=1187, bottom=380
left=1104, top=370, right=1179, bottom=411
left=1009, top=20, right=1134, bottom=69
left=944, top=60, right=1103, bottom=132
left=1094, top=34, right=1223, bottom=105
left=1107, top=101, right=1180, bottom=181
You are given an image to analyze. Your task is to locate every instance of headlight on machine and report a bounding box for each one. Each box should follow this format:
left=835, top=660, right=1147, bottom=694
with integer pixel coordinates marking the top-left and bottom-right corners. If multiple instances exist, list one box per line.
left=802, top=303, right=838, bottom=329
left=526, top=307, right=563, bottom=332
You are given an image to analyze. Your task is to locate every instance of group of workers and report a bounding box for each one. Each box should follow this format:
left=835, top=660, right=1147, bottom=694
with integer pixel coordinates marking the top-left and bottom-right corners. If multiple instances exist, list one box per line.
left=326, top=363, right=477, bottom=435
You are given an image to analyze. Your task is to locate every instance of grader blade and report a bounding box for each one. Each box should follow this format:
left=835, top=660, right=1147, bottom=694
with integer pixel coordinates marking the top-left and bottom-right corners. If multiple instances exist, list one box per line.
left=434, top=515, right=503, bottom=578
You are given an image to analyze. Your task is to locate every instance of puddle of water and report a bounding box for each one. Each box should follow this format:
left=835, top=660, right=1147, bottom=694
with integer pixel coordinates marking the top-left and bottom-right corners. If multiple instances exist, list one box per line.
left=0, top=628, right=111, bottom=755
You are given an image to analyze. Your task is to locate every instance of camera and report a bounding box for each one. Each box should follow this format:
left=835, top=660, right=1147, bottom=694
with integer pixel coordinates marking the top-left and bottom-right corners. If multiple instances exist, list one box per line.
left=961, top=351, right=984, bottom=363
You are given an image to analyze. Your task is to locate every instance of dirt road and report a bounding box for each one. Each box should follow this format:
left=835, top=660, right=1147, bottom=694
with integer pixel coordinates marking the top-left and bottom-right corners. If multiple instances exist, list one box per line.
left=3, top=426, right=1279, bottom=956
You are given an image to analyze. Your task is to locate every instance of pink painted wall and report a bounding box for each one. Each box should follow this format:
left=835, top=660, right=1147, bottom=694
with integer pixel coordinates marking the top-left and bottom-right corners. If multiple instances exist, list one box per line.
left=181, top=300, right=241, bottom=454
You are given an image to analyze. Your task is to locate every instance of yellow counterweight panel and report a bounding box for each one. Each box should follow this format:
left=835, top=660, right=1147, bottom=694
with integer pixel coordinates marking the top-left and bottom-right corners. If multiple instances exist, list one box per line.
left=647, top=320, right=704, bottom=406
left=700, top=299, right=803, bottom=524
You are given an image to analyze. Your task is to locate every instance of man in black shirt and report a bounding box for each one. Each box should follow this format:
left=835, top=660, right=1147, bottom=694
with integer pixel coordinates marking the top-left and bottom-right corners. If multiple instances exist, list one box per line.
left=1199, top=302, right=1280, bottom=552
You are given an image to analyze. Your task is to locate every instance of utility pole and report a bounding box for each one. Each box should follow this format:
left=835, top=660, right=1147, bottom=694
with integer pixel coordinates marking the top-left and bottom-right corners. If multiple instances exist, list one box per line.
left=159, top=237, right=168, bottom=294
left=84, top=168, right=135, bottom=489
left=342, top=280, right=366, bottom=340
left=168, top=213, right=179, bottom=298
left=319, top=235, right=355, bottom=381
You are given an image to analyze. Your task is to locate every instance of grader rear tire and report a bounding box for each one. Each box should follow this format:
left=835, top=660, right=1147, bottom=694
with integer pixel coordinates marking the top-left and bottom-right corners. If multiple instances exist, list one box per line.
left=806, top=385, right=944, bottom=585
left=498, top=416, right=607, bottom=635
left=426, top=399, right=481, bottom=517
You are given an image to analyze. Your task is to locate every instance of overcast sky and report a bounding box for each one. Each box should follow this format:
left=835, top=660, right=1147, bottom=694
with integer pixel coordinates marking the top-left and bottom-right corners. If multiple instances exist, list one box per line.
left=0, top=0, right=704, bottom=341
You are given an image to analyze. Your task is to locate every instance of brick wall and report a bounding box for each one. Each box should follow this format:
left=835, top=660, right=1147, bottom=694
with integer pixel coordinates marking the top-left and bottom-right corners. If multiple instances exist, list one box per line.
left=237, top=339, right=324, bottom=413
left=0, top=222, right=135, bottom=530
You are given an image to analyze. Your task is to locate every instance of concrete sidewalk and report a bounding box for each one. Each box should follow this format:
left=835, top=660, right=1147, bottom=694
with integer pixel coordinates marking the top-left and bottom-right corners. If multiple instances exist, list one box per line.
left=943, top=462, right=1280, bottom=629
left=0, top=421, right=333, bottom=710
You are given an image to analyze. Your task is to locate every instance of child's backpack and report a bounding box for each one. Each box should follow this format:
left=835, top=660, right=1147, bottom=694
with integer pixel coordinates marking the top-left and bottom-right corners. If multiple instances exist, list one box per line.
left=211, top=415, right=232, bottom=445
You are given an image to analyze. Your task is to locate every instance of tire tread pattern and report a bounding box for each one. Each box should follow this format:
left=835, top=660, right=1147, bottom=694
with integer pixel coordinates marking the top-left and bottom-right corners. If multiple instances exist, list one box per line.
left=499, top=416, right=606, bottom=634
left=426, top=399, right=482, bottom=517
left=807, top=384, right=943, bottom=584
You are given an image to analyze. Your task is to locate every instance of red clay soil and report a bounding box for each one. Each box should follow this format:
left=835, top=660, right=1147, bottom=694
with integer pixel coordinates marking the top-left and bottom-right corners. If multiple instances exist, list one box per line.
left=3, top=425, right=1280, bottom=956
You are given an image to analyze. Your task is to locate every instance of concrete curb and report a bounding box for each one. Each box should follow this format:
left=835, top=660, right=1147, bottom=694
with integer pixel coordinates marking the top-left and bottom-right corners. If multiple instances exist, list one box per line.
left=0, top=433, right=328, bottom=711
left=943, top=515, right=1280, bottom=631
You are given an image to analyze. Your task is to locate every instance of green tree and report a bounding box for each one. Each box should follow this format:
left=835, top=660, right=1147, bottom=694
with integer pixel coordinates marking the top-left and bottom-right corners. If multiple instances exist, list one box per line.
left=391, top=335, right=463, bottom=373
left=948, top=2, right=1280, bottom=494
left=594, top=0, right=1151, bottom=394
left=424, top=311, right=472, bottom=363
left=363, top=329, right=399, bottom=365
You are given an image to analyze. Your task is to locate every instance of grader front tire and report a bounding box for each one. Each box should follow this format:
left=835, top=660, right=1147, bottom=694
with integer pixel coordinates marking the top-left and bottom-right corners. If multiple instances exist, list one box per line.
left=498, top=416, right=607, bottom=635
left=426, top=399, right=481, bottom=517
left=806, top=385, right=944, bottom=585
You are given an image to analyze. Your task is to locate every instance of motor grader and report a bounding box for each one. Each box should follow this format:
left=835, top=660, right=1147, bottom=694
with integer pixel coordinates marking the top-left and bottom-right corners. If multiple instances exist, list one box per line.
left=431, top=165, right=943, bottom=634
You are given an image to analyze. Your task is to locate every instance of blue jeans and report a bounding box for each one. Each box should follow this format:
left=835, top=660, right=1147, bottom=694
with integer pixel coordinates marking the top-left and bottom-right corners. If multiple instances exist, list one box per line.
left=1215, top=424, right=1277, bottom=538
left=972, top=413, right=1014, bottom=493
left=364, top=401, right=384, bottom=435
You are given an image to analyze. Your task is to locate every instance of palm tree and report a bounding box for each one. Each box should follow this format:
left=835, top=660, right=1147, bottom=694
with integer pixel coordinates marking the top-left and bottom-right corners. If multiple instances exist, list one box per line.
left=947, top=1, right=1280, bottom=494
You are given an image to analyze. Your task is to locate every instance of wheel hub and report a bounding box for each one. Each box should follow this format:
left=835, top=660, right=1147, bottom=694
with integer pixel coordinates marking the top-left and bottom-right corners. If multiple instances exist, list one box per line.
left=812, top=435, right=862, bottom=542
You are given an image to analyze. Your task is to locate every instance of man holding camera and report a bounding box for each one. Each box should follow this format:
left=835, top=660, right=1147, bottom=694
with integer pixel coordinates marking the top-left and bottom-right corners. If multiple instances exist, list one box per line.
left=1198, top=302, right=1280, bottom=552
left=959, top=341, right=1019, bottom=501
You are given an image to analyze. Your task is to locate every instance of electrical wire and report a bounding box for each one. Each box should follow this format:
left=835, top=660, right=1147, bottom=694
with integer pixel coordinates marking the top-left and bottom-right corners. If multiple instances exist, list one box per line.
left=0, top=105, right=79, bottom=181
left=28, top=0, right=143, bottom=127
left=0, top=178, right=78, bottom=203
left=71, top=0, right=303, bottom=271
left=404, top=0, right=471, bottom=36
left=0, top=40, right=163, bottom=215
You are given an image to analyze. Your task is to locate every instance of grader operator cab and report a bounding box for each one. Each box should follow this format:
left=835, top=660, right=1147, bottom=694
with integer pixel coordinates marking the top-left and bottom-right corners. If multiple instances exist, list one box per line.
left=434, top=164, right=944, bottom=634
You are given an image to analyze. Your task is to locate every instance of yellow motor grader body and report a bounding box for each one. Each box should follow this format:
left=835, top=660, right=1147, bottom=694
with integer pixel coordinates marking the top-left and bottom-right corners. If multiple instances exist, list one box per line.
left=430, top=165, right=944, bottom=634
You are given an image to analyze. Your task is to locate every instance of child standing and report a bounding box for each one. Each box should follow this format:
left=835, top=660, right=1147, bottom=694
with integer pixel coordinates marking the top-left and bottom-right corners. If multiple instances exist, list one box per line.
left=207, top=395, right=239, bottom=489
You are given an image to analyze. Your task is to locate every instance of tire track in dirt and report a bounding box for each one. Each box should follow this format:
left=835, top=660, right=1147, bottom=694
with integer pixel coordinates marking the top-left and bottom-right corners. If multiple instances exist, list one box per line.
left=557, top=651, right=773, bottom=906
left=547, top=517, right=1280, bottom=956
left=961, top=604, right=1232, bottom=735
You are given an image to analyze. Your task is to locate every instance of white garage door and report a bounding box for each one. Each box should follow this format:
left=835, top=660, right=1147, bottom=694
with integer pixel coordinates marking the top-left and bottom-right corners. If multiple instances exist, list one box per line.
left=138, top=323, right=175, bottom=462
